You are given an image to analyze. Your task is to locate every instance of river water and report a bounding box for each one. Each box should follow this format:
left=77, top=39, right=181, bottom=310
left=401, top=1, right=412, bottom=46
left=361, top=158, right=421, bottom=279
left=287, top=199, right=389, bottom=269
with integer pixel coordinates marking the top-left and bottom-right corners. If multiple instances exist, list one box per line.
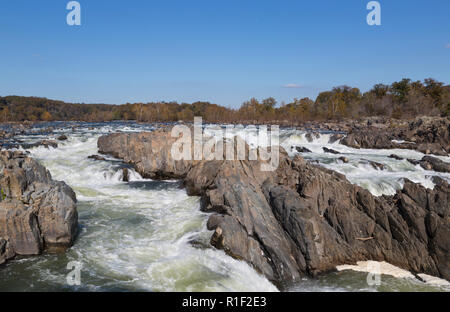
left=0, top=122, right=448, bottom=292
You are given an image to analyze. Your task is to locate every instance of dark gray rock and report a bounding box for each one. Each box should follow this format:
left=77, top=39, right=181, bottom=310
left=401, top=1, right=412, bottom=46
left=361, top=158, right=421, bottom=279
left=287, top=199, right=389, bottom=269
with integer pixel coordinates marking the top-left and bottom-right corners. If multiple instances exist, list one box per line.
left=295, top=146, right=312, bottom=153
left=329, top=134, right=344, bottom=144
left=389, top=154, right=404, bottom=160
left=323, top=147, right=340, bottom=154
left=122, top=168, right=130, bottom=182
left=88, top=155, right=106, bottom=161
left=407, top=159, right=420, bottom=166
left=419, top=156, right=450, bottom=173
left=305, top=132, right=320, bottom=143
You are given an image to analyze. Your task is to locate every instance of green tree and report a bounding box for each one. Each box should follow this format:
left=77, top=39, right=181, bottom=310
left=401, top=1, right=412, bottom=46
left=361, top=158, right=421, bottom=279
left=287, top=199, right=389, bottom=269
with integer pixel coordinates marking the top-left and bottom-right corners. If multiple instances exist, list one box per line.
left=424, top=78, right=444, bottom=107
left=390, top=78, right=411, bottom=103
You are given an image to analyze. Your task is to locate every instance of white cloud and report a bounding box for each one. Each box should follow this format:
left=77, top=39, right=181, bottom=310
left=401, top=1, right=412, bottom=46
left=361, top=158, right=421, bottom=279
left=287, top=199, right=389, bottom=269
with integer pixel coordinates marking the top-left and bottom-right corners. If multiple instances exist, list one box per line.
left=283, top=83, right=302, bottom=88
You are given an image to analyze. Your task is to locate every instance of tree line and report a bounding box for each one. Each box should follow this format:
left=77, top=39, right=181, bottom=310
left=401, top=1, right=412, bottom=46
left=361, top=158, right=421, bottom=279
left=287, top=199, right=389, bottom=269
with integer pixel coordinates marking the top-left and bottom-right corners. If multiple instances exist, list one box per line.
left=1, top=78, right=448, bottom=124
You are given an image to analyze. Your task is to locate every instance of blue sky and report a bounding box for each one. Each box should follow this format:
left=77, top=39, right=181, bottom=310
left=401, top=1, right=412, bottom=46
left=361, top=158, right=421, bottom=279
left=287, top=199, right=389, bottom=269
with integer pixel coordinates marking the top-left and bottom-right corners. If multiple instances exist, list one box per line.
left=0, top=0, right=449, bottom=108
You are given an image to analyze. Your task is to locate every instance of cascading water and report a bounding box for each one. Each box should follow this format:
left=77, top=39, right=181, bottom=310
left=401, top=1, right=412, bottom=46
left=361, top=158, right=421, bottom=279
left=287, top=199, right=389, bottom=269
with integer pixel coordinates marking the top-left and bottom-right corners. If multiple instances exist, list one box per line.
left=0, top=124, right=277, bottom=292
left=0, top=122, right=448, bottom=292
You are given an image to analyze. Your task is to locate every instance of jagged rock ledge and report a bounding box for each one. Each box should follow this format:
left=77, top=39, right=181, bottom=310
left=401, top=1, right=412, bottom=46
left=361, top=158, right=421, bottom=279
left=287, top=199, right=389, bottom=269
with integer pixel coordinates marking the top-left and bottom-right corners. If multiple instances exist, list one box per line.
left=0, top=151, right=78, bottom=265
left=98, top=130, right=449, bottom=288
left=340, top=117, right=449, bottom=156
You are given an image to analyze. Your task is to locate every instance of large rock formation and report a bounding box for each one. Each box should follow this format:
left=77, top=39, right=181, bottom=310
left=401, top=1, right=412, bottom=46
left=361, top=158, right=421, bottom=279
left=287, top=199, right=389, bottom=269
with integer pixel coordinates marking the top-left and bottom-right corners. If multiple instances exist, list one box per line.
left=98, top=130, right=450, bottom=287
left=0, top=151, right=78, bottom=265
left=98, top=131, right=192, bottom=179
left=341, top=117, right=450, bottom=156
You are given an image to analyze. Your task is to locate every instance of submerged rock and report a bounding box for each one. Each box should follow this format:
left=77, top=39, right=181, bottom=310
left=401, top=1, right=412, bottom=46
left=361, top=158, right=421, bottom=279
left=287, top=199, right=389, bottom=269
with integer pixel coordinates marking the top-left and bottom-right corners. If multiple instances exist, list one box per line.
left=323, top=147, right=340, bottom=154
left=88, top=155, right=106, bottom=161
left=57, top=135, right=68, bottom=141
left=0, top=151, right=78, bottom=265
left=295, top=146, right=312, bottom=153
left=305, top=132, right=320, bottom=143
left=389, top=154, right=404, bottom=161
left=329, top=133, right=344, bottom=144
left=98, top=130, right=450, bottom=285
left=360, top=159, right=386, bottom=170
left=122, top=168, right=130, bottom=182
left=407, top=159, right=421, bottom=166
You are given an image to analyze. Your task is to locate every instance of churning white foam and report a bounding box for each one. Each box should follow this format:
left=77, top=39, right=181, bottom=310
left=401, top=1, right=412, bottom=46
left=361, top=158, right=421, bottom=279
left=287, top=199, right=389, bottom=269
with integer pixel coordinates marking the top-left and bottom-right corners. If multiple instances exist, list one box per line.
left=337, top=261, right=450, bottom=289
left=203, top=126, right=449, bottom=196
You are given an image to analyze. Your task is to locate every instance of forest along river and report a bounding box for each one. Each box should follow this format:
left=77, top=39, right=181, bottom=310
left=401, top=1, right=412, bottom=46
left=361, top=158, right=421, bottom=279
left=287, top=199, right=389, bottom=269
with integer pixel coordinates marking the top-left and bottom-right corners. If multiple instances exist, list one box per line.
left=0, top=122, right=449, bottom=292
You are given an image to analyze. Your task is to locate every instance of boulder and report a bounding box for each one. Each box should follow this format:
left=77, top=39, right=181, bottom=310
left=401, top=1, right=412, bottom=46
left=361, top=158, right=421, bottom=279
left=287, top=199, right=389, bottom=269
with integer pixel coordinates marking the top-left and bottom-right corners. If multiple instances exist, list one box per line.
left=419, top=156, right=450, bottom=173
left=323, top=147, right=340, bottom=154
left=0, top=151, right=78, bottom=264
left=57, top=135, right=68, bottom=141
left=88, top=155, right=106, bottom=161
left=389, top=154, right=404, bottom=161
left=122, top=168, right=130, bottom=182
left=329, top=133, right=344, bottom=144
left=407, top=159, right=421, bottom=166
left=340, top=130, right=397, bottom=150
left=295, top=146, right=312, bottom=153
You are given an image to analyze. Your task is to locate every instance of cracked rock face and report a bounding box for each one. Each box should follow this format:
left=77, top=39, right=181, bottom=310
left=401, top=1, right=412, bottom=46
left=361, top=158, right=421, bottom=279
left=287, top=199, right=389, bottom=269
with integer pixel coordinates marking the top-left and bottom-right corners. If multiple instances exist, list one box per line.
left=98, top=130, right=449, bottom=287
left=341, top=117, right=449, bottom=156
left=0, top=151, right=78, bottom=265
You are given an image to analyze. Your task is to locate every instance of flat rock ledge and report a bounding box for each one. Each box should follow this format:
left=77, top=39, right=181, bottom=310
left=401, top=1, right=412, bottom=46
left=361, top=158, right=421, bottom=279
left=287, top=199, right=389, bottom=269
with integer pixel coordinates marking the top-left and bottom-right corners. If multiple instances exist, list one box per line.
left=0, top=151, right=78, bottom=265
left=98, top=130, right=449, bottom=288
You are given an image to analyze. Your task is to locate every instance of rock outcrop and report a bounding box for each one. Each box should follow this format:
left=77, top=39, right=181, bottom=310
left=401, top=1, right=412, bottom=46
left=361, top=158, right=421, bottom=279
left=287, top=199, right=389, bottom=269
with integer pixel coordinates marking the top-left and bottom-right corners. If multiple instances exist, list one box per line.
left=98, top=130, right=450, bottom=287
left=98, top=131, right=192, bottom=179
left=0, top=151, right=78, bottom=265
left=341, top=117, right=449, bottom=156
left=419, top=156, right=450, bottom=173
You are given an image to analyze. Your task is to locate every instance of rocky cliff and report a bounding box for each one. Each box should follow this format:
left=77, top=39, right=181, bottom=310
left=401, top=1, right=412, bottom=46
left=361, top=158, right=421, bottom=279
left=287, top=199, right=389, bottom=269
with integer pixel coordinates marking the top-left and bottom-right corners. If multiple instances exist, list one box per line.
left=0, top=151, right=78, bottom=265
left=98, top=130, right=449, bottom=287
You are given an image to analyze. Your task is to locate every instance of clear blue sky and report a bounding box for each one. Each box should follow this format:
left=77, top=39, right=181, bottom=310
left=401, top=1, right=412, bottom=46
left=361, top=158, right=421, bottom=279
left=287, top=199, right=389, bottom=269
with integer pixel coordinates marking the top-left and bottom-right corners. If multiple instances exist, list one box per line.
left=0, top=0, right=449, bottom=108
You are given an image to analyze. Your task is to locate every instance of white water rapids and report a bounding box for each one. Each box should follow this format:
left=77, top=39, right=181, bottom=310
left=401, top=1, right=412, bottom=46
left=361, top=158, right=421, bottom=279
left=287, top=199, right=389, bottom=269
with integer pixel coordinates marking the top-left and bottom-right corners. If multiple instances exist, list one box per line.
left=0, top=122, right=448, bottom=292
